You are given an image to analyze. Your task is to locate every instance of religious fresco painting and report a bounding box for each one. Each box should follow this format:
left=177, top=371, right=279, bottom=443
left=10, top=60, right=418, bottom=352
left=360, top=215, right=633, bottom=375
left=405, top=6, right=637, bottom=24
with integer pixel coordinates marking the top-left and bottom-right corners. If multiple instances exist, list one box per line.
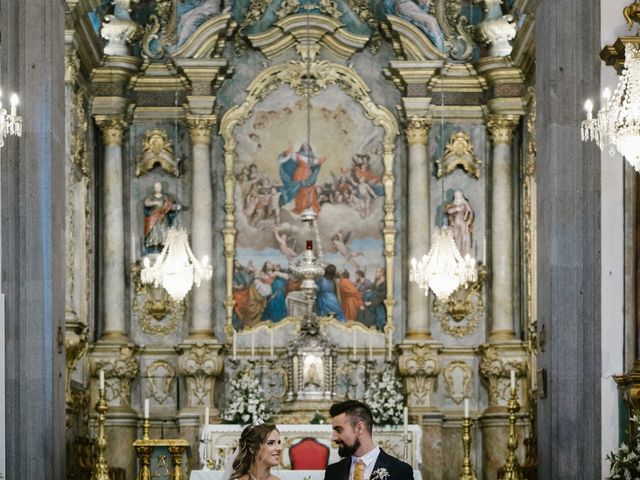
left=231, top=86, right=387, bottom=331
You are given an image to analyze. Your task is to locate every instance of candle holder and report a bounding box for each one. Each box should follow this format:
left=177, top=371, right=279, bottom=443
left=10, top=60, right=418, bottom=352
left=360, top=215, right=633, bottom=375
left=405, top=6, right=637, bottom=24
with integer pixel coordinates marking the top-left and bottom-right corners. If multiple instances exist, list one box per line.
left=459, top=416, right=477, bottom=480
left=143, top=417, right=151, bottom=441
left=91, top=389, right=110, bottom=480
left=499, top=388, right=523, bottom=480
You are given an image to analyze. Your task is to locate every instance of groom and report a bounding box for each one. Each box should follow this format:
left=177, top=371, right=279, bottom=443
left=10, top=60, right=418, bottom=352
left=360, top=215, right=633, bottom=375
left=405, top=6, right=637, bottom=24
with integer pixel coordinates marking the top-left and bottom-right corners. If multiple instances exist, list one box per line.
left=324, top=400, right=414, bottom=480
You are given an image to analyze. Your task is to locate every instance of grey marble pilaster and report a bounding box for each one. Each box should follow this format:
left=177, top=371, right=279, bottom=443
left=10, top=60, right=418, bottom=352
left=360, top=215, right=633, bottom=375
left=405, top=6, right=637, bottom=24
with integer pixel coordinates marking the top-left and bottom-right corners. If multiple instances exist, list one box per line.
left=406, top=117, right=432, bottom=339
left=487, top=115, right=519, bottom=340
left=95, top=116, right=128, bottom=340
left=1, top=0, right=67, bottom=478
left=186, top=115, right=216, bottom=337
left=536, top=0, right=601, bottom=478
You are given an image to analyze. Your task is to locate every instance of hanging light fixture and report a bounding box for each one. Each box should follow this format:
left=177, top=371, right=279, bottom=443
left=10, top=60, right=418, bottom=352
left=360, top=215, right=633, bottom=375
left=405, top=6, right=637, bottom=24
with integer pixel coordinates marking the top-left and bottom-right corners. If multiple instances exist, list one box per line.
left=582, top=42, right=640, bottom=171
left=409, top=91, right=477, bottom=300
left=140, top=227, right=213, bottom=302
left=0, top=89, right=22, bottom=148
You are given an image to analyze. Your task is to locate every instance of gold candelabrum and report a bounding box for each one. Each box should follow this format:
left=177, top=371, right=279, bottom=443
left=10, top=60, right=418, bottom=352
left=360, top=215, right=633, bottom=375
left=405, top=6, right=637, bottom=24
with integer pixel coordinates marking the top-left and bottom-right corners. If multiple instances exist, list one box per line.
left=91, top=388, right=110, bottom=480
left=499, top=387, right=523, bottom=480
left=459, top=416, right=477, bottom=480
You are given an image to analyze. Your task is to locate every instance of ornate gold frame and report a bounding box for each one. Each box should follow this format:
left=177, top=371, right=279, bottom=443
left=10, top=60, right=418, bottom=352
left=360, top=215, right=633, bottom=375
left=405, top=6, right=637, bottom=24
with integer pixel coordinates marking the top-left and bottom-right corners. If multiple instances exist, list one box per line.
left=219, top=58, right=399, bottom=339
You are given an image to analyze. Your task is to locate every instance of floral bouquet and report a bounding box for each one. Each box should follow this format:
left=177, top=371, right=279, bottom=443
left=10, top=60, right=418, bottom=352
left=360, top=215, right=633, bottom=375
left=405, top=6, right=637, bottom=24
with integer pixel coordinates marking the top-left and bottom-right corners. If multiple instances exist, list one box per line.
left=221, top=368, right=273, bottom=424
left=364, top=369, right=405, bottom=425
left=607, top=416, right=640, bottom=479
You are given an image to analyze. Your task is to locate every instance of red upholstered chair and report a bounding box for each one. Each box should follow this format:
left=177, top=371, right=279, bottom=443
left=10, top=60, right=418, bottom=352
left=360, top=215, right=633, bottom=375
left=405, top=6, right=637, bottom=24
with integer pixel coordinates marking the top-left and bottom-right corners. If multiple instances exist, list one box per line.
left=289, top=437, right=330, bottom=470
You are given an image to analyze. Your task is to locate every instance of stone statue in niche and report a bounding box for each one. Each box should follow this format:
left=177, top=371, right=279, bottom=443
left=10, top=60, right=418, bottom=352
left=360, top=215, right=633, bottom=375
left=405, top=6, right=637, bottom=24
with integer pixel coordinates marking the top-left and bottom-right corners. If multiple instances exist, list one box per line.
left=143, top=182, right=182, bottom=254
left=394, top=0, right=445, bottom=51
left=176, top=0, right=230, bottom=46
left=445, top=190, right=474, bottom=257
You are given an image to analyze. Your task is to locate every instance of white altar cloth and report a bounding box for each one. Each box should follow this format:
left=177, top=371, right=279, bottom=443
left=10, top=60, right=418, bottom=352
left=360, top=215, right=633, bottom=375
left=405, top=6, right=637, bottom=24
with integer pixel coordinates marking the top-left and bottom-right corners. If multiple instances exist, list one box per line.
left=190, top=469, right=423, bottom=480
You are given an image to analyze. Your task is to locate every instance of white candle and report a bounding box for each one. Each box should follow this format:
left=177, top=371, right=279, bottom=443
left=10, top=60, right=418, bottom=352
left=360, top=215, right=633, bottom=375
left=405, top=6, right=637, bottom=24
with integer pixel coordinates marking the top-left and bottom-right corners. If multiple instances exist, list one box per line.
left=403, top=406, right=408, bottom=437
left=99, top=370, right=105, bottom=391
left=464, top=398, right=469, bottom=418
left=10, top=94, right=18, bottom=117
left=204, top=406, right=210, bottom=433
left=352, top=329, right=357, bottom=360
left=232, top=330, right=237, bottom=360
left=251, top=330, right=255, bottom=360
left=510, top=369, right=516, bottom=392
left=270, top=328, right=274, bottom=359
left=144, top=398, right=150, bottom=419
left=387, top=330, right=393, bottom=361
left=368, top=333, right=373, bottom=360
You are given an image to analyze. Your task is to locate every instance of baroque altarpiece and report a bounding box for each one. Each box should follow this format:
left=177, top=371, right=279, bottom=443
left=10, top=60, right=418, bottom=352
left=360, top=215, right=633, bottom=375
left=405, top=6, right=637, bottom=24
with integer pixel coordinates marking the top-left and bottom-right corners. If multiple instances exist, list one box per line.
left=62, top=0, right=538, bottom=478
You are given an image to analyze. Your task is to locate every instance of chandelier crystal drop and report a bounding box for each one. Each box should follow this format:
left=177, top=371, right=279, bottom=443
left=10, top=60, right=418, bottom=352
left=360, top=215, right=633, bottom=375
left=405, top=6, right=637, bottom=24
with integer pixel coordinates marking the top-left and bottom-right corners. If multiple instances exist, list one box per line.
left=409, top=227, right=477, bottom=300
left=140, top=227, right=213, bottom=302
left=0, top=89, right=22, bottom=148
left=582, top=43, right=640, bottom=171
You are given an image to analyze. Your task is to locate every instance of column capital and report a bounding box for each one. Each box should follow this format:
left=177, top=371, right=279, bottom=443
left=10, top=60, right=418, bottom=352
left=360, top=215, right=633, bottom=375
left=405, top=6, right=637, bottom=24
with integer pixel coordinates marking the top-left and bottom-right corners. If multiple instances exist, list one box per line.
left=186, top=114, right=217, bottom=145
left=94, top=115, right=127, bottom=146
left=405, top=116, right=431, bottom=146
left=487, top=115, right=520, bottom=145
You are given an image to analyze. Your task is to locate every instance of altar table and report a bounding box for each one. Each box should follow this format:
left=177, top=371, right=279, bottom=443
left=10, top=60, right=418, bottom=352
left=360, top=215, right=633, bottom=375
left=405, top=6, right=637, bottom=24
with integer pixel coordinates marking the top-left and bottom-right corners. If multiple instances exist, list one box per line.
left=190, top=469, right=423, bottom=480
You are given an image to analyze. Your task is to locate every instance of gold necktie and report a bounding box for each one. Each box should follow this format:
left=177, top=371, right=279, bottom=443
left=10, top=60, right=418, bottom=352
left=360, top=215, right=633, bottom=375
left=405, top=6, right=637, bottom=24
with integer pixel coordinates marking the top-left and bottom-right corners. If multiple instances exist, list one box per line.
left=353, top=459, right=364, bottom=480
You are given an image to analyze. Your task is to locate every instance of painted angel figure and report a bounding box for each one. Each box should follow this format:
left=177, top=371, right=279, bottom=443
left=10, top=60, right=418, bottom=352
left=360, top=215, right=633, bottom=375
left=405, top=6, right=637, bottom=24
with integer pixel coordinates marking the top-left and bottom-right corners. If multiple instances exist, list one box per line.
left=177, top=0, right=228, bottom=46
left=396, top=0, right=445, bottom=51
left=273, top=229, right=297, bottom=262
left=331, top=232, right=364, bottom=269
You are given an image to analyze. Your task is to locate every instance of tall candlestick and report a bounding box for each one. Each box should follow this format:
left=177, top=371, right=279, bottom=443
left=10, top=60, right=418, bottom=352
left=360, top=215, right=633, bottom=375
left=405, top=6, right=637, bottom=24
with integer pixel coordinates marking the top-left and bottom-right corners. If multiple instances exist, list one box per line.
left=510, top=369, right=516, bottom=392
left=270, top=328, right=274, bottom=359
left=251, top=330, right=255, bottom=360
left=464, top=398, right=469, bottom=418
left=99, top=370, right=105, bottom=391
left=144, top=398, right=150, bottom=419
left=403, top=406, right=409, bottom=437
left=232, top=330, right=237, bottom=360
left=352, top=329, right=357, bottom=360
left=368, top=333, right=373, bottom=360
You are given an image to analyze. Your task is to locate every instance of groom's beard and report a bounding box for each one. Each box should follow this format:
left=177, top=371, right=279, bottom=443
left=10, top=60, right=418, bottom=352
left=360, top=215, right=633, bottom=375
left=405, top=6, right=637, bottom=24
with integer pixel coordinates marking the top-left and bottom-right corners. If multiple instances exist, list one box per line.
left=337, top=437, right=361, bottom=457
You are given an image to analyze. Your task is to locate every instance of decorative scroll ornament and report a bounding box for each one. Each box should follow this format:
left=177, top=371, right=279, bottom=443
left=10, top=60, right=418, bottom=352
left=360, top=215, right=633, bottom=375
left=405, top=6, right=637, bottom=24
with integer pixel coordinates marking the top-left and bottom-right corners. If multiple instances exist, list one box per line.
left=95, top=344, right=140, bottom=407
left=397, top=343, right=440, bottom=408
left=432, top=263, right=486, bottom=337
left=436, top=131, right=482, bottom=179
left=276, top=0, right=341, bottom=20
left=177, top=343, right=223, bottom=407
left=65, top=309, right=89, bottom=409
left=141, top=0, right=177, bottom=59
left=443, top=361, right=473, bottom=404
left=345, top=0, right=383, bottom=52
left=146, top=360, right=176, bottom=404
left=132, top=262, right=183, bottom=335
left=436, top=0, right=476, bottom=60
left=479, top=344, right=526, bottom=406
left=136, top=129, right=179, bottom=177
left=476, top=0, right=517, bottom=57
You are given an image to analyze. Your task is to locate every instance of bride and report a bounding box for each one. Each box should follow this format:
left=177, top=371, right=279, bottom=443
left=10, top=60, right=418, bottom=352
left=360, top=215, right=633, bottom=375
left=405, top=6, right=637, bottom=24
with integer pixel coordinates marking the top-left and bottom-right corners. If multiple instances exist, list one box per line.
left=223, top=423, right=282, bottom=480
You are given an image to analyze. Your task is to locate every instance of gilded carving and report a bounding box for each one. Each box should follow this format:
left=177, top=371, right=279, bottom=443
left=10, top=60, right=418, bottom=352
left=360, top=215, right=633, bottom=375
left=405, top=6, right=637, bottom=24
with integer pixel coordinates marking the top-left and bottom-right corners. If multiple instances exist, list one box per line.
left=479, top=344, right=526, bottom=406
left=95, top=116, right=127, bottom=146
left=65, top=310, right=89, bottom=405
left=405, top=116, right=430, bottom=146
left=141, top=0, right=177, bottom=59
left=436, top=131, right=482, bottom=179
left=443, top=361, right=472, bottom=404
left=186, top=115, right=216, bottom=145
left=487, top=115, right=519, bottom=145
left=65, top=50, right=80, bottom=86
left=95, top=344, right=140, bottom=407
left=71, top=86, right=90, bottom=177
left=178, top=343, right=223, bottom=407
left=146, top=360, right=176, bottom=405
left=219, top=59, right=398, bottom=333
left=132, top=262, right=183, bottom=336
left=135, top=129, right=179, bottom=177
left=235, top=0, right=271, bottom=51
left=276, top=0, right=340, bottom=19
left=345, top=0, right=382, bottom=52
left=397, top=343, right=440, bottom=408
left=432, top=264, right=487, bottom=338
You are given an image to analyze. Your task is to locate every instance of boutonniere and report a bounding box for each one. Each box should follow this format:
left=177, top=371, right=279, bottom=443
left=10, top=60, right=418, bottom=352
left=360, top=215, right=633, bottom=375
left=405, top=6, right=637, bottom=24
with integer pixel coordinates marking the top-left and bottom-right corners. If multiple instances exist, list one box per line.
left=371, top=467, right=390, bottom=480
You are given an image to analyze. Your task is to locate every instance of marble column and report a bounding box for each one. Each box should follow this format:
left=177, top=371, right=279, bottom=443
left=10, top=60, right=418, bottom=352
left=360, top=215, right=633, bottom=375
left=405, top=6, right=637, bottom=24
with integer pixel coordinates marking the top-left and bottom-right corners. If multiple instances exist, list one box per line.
left=487, top=115, right=519, bottom=341
left=406, top=116, right=432, bottom=339
left=95, top=116, right=128, bottom=341
left=186, top=115, right=216, bottom=338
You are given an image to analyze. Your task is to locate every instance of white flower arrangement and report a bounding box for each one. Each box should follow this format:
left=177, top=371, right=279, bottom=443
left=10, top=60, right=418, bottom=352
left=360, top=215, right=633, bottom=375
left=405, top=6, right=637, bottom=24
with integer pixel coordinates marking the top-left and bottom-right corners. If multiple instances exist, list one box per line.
left=607, top=416, right=640, bottom=479
left=364, top=369, right=405, bottom=425
left=221, top=368, right=273, bottom=424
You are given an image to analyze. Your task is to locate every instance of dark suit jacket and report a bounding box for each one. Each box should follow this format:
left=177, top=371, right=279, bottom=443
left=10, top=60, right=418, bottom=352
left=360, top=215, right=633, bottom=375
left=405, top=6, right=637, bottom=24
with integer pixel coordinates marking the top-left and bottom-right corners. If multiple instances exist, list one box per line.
left=324, top=448, right=414, bottom=480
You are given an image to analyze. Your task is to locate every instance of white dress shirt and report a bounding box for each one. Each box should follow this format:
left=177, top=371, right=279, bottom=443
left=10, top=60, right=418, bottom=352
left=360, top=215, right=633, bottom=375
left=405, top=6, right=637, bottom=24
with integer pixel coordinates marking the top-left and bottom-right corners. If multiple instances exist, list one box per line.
left=348, top=446, right=380, bottom=480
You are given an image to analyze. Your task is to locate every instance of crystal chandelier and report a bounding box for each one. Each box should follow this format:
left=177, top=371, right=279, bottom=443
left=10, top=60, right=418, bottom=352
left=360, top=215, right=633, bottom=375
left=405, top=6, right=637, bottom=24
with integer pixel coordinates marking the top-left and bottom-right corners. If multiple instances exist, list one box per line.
left=140, top=227, right=212, bottom=301
left=581, top=43, right=640, bottom=171
left=410, top=227, right=477, bottom=300
left=0, top=90, right=22, bottom=148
